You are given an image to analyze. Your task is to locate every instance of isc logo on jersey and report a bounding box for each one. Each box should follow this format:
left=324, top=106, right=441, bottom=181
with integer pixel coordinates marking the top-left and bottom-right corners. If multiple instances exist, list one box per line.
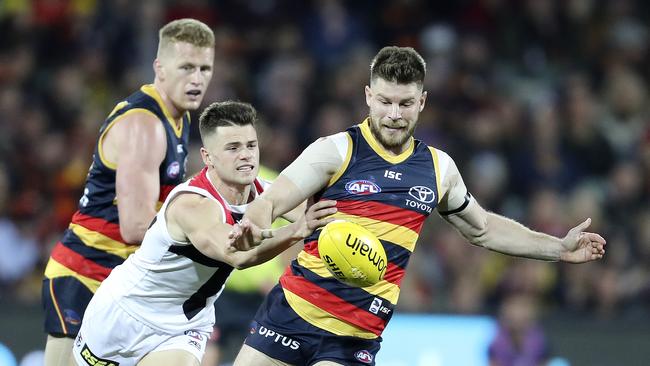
left=345, top=180, right=381, bottom=195
left=369, top=297, right=391, bottom=315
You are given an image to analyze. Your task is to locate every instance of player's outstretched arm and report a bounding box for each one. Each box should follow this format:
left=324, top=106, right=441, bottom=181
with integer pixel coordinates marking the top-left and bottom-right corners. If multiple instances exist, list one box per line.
left=444, top=201, right=606, bottom=262
left=227, top=200, right=337, bottom=266
left=167, top=192, right=337, bottom=269
left=232, top=135, right=345, bottom=251
left=437, top=152, right=605, bottom=263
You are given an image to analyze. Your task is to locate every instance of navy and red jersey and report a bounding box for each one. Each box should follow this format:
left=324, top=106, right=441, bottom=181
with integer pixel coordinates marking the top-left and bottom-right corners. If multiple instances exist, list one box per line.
left=44, top=84, right=191, bottom=292
left=279, top=119, right=442, bottom=339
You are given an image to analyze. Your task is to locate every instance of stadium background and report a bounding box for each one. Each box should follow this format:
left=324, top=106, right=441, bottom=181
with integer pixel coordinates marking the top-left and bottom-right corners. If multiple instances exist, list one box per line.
left=0, top=0, right=649, bottom=365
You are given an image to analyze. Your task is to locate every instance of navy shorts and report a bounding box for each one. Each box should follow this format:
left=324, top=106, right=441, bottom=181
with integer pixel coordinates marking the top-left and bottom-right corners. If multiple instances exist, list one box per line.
left=245, top=285, right=381, bottom=366
left=42, top=276, right=94, bottom=337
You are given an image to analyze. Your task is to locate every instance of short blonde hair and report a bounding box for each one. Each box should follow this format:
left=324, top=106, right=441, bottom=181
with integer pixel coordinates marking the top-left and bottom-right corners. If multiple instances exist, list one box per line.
left=157, top=18, right=214, bottom=56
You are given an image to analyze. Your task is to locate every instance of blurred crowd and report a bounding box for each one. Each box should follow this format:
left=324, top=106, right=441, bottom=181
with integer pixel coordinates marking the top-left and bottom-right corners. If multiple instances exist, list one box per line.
left=1, top=0, right=649, bottom=323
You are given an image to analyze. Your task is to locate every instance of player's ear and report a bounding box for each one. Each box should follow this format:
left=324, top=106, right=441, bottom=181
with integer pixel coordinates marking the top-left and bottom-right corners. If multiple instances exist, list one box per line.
left=200, top=147, right=212, bottom=167
left=419, top=90, right=427, bottom=112
left=154, top=59, right=165, bottom=81
left=365, top=85, right=372, bottom=107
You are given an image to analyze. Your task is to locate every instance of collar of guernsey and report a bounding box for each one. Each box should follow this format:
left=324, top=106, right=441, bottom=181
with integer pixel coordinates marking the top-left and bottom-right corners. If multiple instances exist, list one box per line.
left=358, top=118, right=415, bottom=164
left=140, top=84, right=185, bottom=137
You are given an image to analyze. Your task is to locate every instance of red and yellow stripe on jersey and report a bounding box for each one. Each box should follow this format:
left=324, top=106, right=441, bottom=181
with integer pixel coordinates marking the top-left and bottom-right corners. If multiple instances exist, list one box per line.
left=44, top=84, right=191, bottom=292
left=280, top=119, right=441, bottom=338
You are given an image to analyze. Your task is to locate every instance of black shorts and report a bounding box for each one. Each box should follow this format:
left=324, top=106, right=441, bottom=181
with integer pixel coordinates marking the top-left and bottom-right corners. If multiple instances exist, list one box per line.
left=245, top=285, right=381, bottom=366
left=42, top=276, right=94, bottom=337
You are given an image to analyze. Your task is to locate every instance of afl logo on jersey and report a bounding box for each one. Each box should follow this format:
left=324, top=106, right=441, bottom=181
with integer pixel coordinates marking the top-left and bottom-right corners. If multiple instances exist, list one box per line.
left=167, top=161, right=181, bottom=179
left=345, top=180, right=381, bottom=195
left=354, top=350, right=373, bottom=363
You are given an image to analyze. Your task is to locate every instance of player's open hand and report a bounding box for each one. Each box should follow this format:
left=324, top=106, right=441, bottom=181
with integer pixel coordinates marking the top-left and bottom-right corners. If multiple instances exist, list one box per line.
left=227, top=218, right=268, bottom=252
left=560, top=218, right=606, bottom=263
left=296, top=200, right=338, bottom=239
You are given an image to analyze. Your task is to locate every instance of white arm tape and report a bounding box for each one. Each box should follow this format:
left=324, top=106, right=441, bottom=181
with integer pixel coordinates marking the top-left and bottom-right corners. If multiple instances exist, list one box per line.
left=436, top=149, right=471, bottom=213
left=280, top=133, right=347, bottom=197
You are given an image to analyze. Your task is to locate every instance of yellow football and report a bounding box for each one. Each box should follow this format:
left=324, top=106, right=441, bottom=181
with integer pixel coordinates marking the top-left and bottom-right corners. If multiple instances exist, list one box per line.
left=318, top=220, right=387, bottom=287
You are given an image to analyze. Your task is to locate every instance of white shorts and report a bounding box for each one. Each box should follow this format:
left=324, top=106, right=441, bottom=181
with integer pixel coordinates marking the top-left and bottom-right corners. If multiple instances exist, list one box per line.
left=72, top=289, right=210, bottom=366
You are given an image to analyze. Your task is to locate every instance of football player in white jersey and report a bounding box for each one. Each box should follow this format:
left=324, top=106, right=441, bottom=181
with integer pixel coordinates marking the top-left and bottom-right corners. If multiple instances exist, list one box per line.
left=72, top=101, right=337, bottom=366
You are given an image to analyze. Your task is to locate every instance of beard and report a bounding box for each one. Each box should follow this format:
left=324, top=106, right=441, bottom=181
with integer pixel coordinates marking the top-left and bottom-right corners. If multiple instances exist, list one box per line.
left=368, top=117, right=416, bottom=149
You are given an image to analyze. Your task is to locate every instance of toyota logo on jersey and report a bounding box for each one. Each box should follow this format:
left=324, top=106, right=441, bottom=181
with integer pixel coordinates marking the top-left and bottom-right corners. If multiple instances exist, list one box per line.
left=408, top=185, right=436, bottom=203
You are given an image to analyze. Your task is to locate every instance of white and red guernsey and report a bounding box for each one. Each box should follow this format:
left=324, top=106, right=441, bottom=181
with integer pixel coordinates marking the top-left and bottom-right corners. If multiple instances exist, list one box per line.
left=94, top=167, right=268, bottom=333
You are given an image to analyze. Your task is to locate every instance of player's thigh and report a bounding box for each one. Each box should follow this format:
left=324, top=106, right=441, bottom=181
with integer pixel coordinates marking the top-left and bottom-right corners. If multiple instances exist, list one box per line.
left=312, top=362, right=346, bottom=366
left=138, top=349, right=199, bottom=366
left=44, top=335, right=75, bottom=366
left=200, top=341, right=219, bottom=366
left=43, top=276, right=93, bottom=337
left=233, top=344, right=292, bottom=366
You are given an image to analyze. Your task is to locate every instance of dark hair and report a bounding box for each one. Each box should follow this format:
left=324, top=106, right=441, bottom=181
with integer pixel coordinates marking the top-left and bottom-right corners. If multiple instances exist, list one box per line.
left=370, top=46, right=426, bottom=86
left=199, top=101, right=257, bottom=143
